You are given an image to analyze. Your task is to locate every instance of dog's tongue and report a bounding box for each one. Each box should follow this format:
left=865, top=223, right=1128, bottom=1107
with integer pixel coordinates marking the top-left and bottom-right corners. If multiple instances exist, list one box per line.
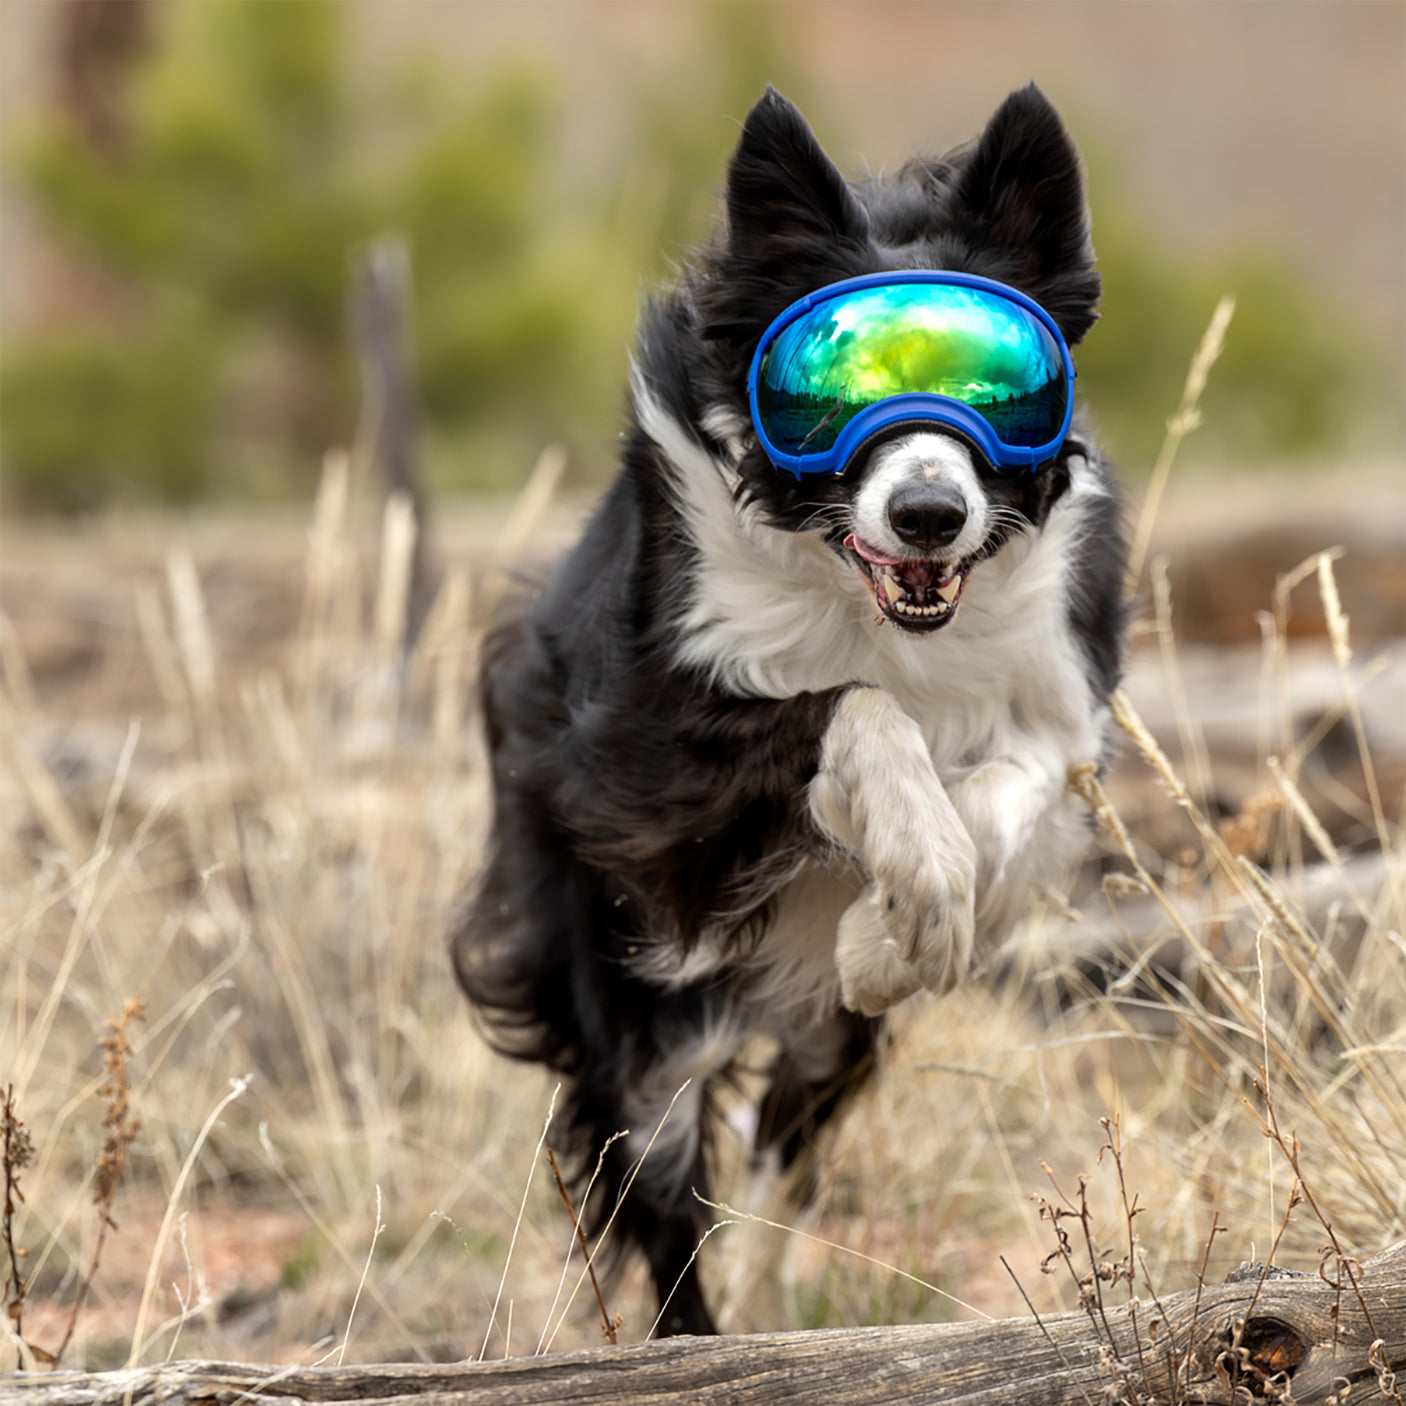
left=844, top=533, right=907, bottom=567
left=844, top=533, right=943, bottom=588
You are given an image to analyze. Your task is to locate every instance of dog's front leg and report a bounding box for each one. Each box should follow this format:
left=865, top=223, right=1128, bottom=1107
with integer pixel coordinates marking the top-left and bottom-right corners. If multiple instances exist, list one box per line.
left=947, top=747, right=1069, bottom=919
left=809, top=688, right=977, bottom=1016
left=950, top=756, right=1051, bottom=889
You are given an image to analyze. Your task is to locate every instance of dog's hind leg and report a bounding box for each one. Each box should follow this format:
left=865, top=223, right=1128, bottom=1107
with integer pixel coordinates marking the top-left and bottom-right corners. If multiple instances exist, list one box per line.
left=719, top=1008, right=883, bottom=1325
left=591, top=1124, right=717, bottom=1337
left=754, top=1007, right=884, bottom=1196
left=574, top=988, right=745, bottom=1337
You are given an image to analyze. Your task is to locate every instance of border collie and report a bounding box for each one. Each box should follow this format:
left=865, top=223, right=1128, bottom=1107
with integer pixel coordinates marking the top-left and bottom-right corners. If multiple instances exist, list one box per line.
left=452, top=83, right=1125, bottom=1336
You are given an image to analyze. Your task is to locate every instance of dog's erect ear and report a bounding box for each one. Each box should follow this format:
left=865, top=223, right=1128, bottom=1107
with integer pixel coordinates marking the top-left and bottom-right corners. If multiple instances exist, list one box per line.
left=699, top=88, right=871, bottom=351
left=724, top=87, right=870, bottom=268
left=954, top=85, right=1100, bottom=343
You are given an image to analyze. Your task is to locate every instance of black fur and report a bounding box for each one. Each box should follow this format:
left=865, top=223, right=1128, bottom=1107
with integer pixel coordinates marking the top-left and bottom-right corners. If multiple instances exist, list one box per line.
left=452, top=84, right=1125, bottom=1337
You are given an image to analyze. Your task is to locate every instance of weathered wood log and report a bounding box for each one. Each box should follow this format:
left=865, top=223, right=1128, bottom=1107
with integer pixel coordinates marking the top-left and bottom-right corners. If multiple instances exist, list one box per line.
left=5, top=1241, right=1402, bottom=1405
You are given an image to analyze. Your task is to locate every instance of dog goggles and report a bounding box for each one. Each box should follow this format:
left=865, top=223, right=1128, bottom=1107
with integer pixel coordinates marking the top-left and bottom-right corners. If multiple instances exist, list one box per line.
left=747, top=271, right=1075, bottom=479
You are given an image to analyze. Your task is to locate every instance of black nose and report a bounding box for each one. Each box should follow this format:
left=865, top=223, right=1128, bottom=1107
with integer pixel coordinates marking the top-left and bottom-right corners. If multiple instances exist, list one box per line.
left=887, top=479, right=968, bottom=553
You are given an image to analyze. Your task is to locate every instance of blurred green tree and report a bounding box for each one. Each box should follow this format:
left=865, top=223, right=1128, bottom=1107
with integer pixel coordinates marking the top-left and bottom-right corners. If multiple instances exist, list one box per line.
left=1075, top=166, right=1375, bottom=470
left=1, top=0, right=593, bottom=506
left=0, top=0, right=1384, bottom=509
left=624, top=0, right=810, bottom=273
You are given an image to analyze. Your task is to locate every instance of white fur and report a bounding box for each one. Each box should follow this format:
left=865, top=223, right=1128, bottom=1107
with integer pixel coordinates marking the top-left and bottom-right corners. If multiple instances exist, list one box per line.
left=634, top=386, right=1109, bottom=1014
left=810, top=688, right=977, bottom=1015
left=852, top=433, right=989, bottom=562
left=744, top=863, right=859, bottom=1023
left=623, top=1013, right=746, bottom=1198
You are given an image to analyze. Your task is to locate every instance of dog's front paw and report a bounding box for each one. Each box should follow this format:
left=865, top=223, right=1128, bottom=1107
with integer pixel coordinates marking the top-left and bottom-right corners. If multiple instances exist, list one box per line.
left=814, top=690, right=978, bottom=1013
left=835, top=886, right=923, bottom=1016
left=950, top=758, right=1034, bottom=896
left=835, top=865, right=976, bottom=1016
left=869, top=824, right=977, bottom=997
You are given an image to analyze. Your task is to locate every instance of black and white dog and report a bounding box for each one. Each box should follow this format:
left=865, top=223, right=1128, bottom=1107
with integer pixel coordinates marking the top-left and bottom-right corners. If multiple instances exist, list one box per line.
left=452, top=83, right=1125, bottom=1336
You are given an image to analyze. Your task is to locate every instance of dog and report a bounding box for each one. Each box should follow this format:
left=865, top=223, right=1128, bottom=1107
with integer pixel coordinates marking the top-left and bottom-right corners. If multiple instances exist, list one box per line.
left=451, top=82, right=1126, bottom=1337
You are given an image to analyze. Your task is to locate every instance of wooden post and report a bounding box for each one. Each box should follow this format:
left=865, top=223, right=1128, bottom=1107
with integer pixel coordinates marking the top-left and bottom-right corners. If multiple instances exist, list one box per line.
left=351, top=238, right=434, bottom=648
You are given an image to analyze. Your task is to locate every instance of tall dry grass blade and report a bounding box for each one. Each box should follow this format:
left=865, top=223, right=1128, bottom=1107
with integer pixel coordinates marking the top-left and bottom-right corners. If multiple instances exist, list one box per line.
left=352, top=490, right=419, bottom=750
left=167, top=551, right=239, bottom=867
left=332, top=1183, right=384, bottom=1367
left=1108, top=688, right=1266, bottom=912
left=1151, top=558, right=1214, bottom=812
left=1317, top=553, right=1395, bottom=861
left=298, top=451, right=354, bottom=725
left=1254, top=607, right=1279, bottom=783
left=0, top=687, right=87, bottom=864
left=1126, top=295, right=1235, bottom=592
left=126, top=1074, right=252, bottom=1368
left=374, top=492, right=418, bottom=665
left=1265, top=549, right=1342, bottom=875
left=1253, top=921, right=1278, bottom=1240
left=480, top=1083, right=558, bottom=1361
left=0, top=612, right=39, bottom=717
left=695, top=1194, right=991, bottom=1320
left=249, top=672, right=306, bottom=782
left=302, top=450, right=351, bottom=642
left=425, top=568, right=472, bottom=755
left=95, top=720, right=141, bottom=864
left=241, top=866, right=352, bottom=1154
left=540, top=1078, right=694, bottom=1354
left=258, top=1125, right=428, bottom=1361
left=1271, top=549, right=1341, bottom=781
left=134, top=583, right=188, bottom=715
left=647, top=1219, right=738, bottom=1340
left=1235, top=857, right=1406, bottom=1175
left=167, top=552, right=218, bottom=709
left=11, top=837, right=124, bottom=1103
left=1267, top=755, right=1344, bottom=874
left=161, top=1211, right=204, bottom=1364
left=477, top=443, right=568, bottom=621
left=1068, top=757, right=1310, bottom=1103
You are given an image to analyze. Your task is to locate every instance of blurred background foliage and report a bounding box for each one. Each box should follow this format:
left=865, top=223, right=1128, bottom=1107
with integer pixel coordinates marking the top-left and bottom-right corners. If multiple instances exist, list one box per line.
left=0, top=0, right=1392, bottom=511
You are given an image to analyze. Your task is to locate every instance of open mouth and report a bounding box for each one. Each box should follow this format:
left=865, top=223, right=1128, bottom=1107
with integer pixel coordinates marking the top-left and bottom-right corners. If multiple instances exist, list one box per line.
left=843, top=533, right=971, bottom=630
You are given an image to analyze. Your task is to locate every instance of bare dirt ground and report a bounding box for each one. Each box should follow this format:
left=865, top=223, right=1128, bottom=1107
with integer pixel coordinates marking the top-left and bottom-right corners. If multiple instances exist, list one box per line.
left=1, top=458, right=1403, bottom=1370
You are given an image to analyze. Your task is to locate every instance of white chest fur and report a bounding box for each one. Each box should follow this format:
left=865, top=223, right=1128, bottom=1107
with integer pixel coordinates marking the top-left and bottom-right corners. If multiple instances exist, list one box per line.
left=639, top=390, right=1105, bottom=775
left=638, top=390, right=1108, bottom=997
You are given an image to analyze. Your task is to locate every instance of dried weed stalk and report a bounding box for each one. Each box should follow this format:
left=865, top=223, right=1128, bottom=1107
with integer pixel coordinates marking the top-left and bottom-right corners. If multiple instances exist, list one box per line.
left=1033, top=1165, right=1120, bottom=1338
left=1126, top=294, right=1236, bottom=591
left=1246, top=1074, right=1400, bottom=1400
left=1031, top=1153, right=1176, bottom=1405
left=2, top=1084, right=35, bottom=1346
left=52, top=997, right=145, bottom=1365
left=999, top=1254, right=1097, bottom=1406
left=546, top=1149, right=619, bottom=1345
left=1179, top=1212, right=1229, bottom=1401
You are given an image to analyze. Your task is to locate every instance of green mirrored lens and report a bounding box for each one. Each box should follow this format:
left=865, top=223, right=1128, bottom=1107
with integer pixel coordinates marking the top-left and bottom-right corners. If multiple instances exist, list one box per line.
left=756, top=282, right=1067, bottom=457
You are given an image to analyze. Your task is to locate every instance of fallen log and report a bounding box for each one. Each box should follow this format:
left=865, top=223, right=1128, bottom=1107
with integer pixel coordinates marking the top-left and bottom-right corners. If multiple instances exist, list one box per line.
left=5, top=1240, right=1402, bottom=1405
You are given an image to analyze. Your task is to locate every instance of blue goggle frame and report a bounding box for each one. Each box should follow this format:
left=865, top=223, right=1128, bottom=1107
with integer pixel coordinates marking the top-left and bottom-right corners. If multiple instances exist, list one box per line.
left=746, top=270, right=1077, bottom=480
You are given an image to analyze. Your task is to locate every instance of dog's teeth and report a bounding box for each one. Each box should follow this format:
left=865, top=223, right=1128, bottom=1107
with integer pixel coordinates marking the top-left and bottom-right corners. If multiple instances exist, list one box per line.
left=881, top=569, right=903, bottom=604
left=891, top=597, right=956, bottom=619
left=937, top=574, right=963, bottom=603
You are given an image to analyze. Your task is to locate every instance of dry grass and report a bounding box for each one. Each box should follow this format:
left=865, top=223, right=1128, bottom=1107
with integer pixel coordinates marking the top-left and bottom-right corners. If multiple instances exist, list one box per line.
left=1, top=447, right=1402, bottom=1374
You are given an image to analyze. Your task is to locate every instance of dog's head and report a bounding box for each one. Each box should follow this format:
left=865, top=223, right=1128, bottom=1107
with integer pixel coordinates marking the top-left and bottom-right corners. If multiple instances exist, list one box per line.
left=695, top=84, right=1100, bottom=634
